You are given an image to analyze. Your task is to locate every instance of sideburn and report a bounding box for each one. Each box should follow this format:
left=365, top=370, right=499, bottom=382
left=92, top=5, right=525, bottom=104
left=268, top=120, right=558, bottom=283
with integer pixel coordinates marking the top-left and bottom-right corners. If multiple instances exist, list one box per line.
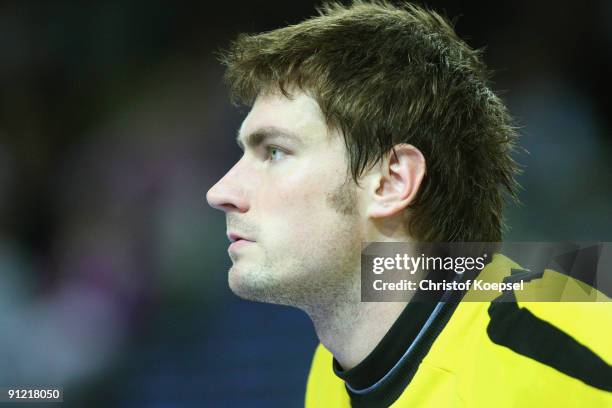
left=326, top=178, right=358, bottom=216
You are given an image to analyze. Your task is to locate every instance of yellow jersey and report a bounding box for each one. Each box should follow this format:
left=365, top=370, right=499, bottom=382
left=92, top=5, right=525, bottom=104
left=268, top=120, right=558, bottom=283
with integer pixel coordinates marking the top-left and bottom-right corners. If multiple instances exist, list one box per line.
left=305, top=254, right=612, bottom=407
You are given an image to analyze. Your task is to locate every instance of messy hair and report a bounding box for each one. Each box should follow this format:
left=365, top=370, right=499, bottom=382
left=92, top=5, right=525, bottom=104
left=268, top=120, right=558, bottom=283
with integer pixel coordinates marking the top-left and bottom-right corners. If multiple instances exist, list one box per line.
left=220, top=0, right=520, bottom=242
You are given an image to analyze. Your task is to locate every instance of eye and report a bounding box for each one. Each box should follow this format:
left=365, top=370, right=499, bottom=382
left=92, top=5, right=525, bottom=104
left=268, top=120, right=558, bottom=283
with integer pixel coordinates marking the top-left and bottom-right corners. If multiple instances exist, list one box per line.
left=266, top=146, right=287, bottom=162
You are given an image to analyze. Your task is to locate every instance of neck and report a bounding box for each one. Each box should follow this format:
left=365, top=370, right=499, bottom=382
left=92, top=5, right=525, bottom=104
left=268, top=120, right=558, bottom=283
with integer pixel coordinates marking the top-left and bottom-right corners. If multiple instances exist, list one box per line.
left=306, top=299, right=408, bottom=370
left=306, top=222, right=416, bottom=370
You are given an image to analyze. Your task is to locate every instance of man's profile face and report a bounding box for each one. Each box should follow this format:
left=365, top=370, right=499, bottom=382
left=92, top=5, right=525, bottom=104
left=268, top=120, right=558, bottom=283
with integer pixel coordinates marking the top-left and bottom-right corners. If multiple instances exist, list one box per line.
left=206, top=89, right=364, bottom=309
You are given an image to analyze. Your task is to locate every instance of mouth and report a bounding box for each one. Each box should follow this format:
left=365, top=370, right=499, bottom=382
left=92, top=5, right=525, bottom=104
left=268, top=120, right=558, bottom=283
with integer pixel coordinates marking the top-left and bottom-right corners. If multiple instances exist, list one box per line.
left=227, top=232, right=255, bottom=252
left=227, top=232, right=254, bottom=243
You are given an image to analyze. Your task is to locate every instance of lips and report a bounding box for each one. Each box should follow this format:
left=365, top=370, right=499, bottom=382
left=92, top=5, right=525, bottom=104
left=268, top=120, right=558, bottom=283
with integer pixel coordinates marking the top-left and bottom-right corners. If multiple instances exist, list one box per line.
left=227, top=232, right=254, bottom=243
left=227, top=233, right=255, bottom=253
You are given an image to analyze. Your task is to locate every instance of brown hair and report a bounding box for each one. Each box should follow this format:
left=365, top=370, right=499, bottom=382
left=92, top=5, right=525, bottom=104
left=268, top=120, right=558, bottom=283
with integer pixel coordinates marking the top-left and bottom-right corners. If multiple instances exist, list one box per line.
left=220, top=0, right=520, bottom=242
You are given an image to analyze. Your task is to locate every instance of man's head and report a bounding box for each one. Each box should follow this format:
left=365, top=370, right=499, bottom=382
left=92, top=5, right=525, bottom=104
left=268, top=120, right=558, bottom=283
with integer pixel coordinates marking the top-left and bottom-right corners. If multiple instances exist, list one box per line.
left=207, top=1, right=519, bottom=309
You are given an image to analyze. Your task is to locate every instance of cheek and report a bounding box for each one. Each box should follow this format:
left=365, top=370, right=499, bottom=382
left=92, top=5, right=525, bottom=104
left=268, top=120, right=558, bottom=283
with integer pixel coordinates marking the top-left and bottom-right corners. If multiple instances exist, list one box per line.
left=253, top=144, right=351, bottom=240
left=256, top=177, right=337, bottom=241
left=270, top=182, right=328, bottom=222
left=259, top=160, right=335, bottom=213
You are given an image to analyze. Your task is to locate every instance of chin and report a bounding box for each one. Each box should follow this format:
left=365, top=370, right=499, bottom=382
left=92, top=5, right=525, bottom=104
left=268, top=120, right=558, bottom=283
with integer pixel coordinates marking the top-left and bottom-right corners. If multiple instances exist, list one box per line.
left=227, top=265, right=249, bottom=295
left=227, top=264, right=268, bottom=301
left=227, top=264, right=302, bottom=307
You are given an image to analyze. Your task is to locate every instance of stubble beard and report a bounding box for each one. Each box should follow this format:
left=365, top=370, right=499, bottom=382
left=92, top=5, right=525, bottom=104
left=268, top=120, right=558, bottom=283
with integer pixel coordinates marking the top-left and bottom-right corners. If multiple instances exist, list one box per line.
left=228, top=178, right=362, bottom=312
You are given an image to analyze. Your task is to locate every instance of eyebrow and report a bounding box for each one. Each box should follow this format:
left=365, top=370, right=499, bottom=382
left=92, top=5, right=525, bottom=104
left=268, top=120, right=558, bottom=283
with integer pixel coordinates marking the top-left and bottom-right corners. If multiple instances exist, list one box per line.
left=236, top=126, right=303, bottom=151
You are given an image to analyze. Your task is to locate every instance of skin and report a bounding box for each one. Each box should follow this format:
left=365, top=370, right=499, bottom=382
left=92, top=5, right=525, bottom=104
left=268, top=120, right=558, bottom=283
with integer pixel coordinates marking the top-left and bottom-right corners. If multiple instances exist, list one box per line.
left=206, top=88, right=426, bottom=370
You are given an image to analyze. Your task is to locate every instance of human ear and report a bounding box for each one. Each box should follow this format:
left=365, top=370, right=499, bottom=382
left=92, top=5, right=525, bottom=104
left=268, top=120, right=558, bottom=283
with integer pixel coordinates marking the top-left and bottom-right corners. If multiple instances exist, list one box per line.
left=366, top=144, right=426, bottom=219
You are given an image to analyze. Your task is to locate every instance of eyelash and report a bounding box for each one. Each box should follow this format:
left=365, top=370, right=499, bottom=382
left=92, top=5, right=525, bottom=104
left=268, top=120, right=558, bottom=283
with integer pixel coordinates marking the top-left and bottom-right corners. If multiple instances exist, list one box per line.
left=265, top=145, right=287, bottom=162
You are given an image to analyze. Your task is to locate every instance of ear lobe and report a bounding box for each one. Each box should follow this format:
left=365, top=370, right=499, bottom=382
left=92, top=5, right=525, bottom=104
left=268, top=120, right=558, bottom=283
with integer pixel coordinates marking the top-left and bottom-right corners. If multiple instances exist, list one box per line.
left=368, top=144, right=426, bottom=219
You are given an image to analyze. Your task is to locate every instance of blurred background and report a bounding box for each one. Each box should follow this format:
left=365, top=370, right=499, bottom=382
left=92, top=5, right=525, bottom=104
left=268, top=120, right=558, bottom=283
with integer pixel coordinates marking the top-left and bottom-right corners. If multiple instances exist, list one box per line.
left=0, top=0, right=610, bottom=406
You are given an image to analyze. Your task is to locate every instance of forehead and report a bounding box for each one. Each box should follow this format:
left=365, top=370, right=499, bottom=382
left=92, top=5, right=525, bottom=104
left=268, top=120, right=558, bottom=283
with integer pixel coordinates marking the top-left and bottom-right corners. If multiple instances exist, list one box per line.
left=238, top=90, right=329, bottom=145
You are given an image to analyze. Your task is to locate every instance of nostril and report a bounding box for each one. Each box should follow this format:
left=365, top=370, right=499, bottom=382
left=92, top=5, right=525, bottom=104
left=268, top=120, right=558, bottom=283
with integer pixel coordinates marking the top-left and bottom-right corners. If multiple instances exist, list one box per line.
left=220, top=203, right=241, bottom=212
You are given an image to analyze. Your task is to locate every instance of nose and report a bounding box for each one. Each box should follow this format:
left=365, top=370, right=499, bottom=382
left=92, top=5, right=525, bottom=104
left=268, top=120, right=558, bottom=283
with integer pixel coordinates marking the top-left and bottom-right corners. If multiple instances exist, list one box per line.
left=206, top=162, right=249, bottom=213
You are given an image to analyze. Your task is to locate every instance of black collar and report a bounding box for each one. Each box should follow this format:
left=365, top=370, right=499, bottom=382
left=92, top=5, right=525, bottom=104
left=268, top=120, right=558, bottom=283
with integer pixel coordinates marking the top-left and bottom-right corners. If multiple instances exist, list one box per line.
left=332, top=268, right=477, bottom=407
left=332, top=299, right=439, bottom=390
